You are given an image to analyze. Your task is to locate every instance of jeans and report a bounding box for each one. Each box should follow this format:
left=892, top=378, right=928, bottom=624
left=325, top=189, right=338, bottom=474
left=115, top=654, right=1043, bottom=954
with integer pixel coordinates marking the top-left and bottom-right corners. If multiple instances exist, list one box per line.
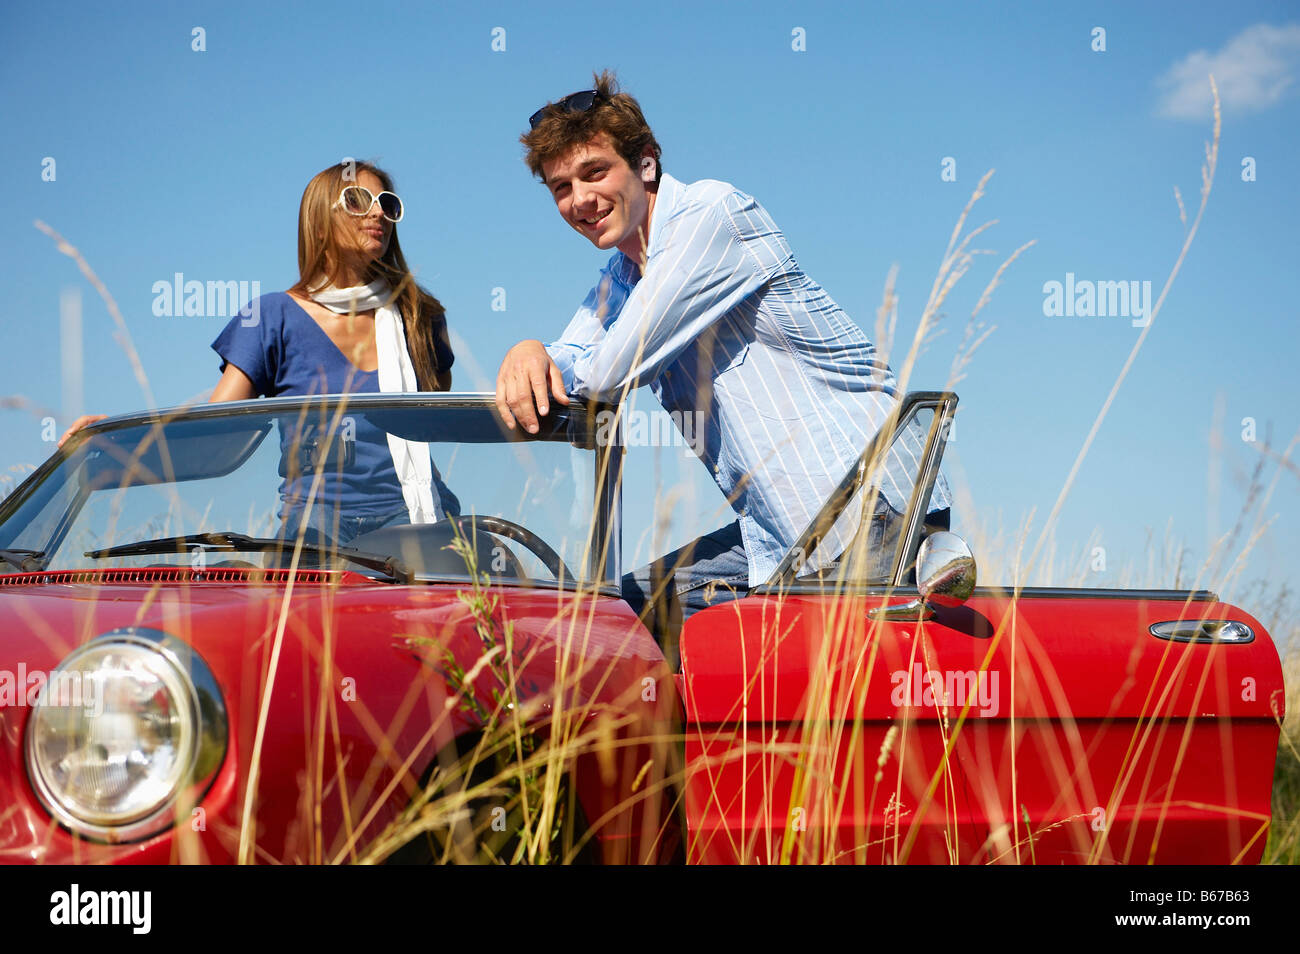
left=277, top=505, right=410, bottom=548
left=621, top=521, right=751, bottom=625
left=855, top=493, right=903, bottom=581
left=621, top=494, right=931, bottom=627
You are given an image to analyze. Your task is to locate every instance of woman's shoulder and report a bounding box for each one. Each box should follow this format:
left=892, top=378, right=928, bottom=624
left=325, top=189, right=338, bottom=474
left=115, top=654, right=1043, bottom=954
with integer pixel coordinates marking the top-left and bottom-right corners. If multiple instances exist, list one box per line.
left=226, top=290, right=304, bottom=331
left=214, top=291, right=305, bottom=350
left=248, top=289, right=300, bottom=315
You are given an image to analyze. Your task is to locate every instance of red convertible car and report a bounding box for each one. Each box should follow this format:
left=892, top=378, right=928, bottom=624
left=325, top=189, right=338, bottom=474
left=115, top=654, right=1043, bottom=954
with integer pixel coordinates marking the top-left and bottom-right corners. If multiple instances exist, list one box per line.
left=0, top=392, right=1285, bottom=864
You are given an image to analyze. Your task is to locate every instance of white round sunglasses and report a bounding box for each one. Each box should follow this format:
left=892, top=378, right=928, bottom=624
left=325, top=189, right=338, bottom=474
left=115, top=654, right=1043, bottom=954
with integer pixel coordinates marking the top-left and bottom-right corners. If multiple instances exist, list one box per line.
left=334, top=185, right=404, bottom=223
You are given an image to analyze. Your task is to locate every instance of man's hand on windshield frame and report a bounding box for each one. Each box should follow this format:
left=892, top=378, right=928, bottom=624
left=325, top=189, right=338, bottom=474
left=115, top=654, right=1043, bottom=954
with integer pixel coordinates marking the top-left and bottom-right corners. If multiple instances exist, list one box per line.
left=496, top=340, right=570, bottom=434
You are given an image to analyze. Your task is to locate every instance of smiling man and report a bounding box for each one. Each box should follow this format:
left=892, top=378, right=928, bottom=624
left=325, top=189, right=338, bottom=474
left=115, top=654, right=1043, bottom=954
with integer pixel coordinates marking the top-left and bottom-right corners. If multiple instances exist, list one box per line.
left=496, top=71, right=950, bottom=626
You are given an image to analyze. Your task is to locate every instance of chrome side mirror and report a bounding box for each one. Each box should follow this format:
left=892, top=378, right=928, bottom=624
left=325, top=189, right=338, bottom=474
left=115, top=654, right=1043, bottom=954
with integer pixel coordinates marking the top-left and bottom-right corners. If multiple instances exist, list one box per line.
left=868, top=531, right=977, bottom=621
left=916, top=532, right=977, bottom=607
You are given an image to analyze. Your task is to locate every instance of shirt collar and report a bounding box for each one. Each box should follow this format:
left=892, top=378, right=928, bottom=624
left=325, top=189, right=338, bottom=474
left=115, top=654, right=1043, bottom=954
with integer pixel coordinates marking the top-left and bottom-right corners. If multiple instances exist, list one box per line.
left=610, top=172, right=682, bottom=285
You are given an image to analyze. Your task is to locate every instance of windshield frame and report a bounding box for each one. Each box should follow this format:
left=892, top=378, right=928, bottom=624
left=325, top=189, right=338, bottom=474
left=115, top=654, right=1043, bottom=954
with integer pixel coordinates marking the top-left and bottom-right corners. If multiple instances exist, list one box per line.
left=0, top=393, right=624, bottom=594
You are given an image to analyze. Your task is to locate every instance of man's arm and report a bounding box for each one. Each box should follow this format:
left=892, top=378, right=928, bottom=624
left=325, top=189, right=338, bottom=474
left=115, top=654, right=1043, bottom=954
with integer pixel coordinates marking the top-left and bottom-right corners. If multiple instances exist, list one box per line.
left=564, top=196, right=768, bottom=397
left=496, top=339, right=569, bottom=433
left=496, top=273, right=619, bottom=432
left=496, top=192, right=770, bottom=429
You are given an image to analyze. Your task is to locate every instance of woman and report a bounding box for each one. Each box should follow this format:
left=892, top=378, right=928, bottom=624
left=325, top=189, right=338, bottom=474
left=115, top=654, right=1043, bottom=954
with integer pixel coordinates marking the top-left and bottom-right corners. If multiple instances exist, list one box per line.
left=214, top=160, right=457, bottom=543
left=62, top=160, right=457, bottom=544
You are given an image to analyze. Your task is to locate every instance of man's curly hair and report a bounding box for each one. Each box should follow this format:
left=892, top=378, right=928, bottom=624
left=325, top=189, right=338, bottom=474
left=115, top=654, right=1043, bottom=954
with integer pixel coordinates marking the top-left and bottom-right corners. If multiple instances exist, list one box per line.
left=521, top=70, right=663, bottom=183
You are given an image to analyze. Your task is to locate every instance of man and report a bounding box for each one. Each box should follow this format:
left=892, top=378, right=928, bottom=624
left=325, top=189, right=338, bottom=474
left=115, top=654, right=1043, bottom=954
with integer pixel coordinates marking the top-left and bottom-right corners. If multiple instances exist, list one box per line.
left=496, top=71, right=950, bottom=624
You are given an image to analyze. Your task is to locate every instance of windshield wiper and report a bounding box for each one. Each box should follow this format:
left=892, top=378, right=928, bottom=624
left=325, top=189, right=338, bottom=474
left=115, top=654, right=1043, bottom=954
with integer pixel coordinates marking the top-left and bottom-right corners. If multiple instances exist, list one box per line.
left=84, top=533, right=414, bottom=584
left=0, top=548, right=46, bottom=572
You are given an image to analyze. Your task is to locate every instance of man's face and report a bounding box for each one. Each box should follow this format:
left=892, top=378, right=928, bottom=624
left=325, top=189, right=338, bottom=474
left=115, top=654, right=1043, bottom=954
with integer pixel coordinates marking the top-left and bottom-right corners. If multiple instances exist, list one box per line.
left=542, top=133, right=653, bottom=261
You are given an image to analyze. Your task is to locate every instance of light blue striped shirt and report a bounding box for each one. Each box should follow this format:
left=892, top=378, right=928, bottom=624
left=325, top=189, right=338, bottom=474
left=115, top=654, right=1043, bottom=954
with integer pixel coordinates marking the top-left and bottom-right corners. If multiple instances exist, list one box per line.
left=548, top=173, right=951, bottom=587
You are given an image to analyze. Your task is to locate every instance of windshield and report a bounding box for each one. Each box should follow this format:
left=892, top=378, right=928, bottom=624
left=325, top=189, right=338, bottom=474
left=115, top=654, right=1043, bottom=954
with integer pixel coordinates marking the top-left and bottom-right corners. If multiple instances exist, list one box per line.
left=0, top=395, right=621, bottom=592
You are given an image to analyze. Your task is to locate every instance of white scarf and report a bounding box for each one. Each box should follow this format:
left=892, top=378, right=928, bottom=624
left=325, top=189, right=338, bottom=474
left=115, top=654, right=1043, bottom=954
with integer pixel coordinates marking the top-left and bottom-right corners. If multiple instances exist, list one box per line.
left=309, top=281, right=441, bottom=524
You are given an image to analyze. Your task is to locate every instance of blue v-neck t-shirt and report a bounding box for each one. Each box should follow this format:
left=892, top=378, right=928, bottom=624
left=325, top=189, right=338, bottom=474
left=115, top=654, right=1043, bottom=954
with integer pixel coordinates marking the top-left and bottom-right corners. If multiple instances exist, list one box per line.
left=212, top=292, right=455, bottom=519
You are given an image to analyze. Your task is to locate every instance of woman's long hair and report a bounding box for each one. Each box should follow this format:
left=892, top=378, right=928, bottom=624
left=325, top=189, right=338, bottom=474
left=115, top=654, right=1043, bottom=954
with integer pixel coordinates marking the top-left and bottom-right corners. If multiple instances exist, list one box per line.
left=289, top=161, right=450, bottom=391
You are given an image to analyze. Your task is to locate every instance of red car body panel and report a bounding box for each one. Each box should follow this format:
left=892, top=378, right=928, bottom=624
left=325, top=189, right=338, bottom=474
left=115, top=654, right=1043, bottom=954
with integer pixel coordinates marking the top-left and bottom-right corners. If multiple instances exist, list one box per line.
left=0, top=394, right=1286, bottom=865
left=0, top=570, right=673, bottom=864
left=679, top=590, right=1284, bottom=864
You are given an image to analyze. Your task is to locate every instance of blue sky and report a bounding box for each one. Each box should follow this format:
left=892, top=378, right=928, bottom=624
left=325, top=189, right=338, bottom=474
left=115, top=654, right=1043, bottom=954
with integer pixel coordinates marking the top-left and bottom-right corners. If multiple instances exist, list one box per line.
left=2, top=1, right=1297, bottom=610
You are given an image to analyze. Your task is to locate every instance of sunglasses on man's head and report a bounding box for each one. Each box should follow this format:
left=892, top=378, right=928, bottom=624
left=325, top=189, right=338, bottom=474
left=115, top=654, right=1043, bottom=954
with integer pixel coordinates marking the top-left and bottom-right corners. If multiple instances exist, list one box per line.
left=528, top=89, right=604, bottom=130
left=334, top=185, right=404, bottom=223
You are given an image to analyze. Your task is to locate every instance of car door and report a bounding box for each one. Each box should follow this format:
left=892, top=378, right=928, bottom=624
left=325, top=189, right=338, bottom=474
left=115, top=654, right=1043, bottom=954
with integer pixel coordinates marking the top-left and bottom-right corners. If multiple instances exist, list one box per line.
left=679, top=393, right=979, bottom=863
left=677, top=393, right=1285, bottom=864
left=940, top=589, right=1282, bottom=864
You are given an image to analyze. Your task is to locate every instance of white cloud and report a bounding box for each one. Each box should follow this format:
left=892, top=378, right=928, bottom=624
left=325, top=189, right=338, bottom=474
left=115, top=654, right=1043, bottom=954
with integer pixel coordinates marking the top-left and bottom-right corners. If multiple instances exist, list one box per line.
left=1156, top=23, right=1300, bottom=120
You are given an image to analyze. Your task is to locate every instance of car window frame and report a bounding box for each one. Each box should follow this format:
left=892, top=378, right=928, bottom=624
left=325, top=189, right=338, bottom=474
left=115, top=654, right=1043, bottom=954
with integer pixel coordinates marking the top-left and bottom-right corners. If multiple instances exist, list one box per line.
left=754, top=390, right=958, bottom=593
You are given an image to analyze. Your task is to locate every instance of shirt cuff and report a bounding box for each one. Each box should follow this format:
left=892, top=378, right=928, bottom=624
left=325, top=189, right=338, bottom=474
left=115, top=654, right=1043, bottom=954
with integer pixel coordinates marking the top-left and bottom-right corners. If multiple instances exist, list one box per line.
left=545, top=342, right=583, bottom=397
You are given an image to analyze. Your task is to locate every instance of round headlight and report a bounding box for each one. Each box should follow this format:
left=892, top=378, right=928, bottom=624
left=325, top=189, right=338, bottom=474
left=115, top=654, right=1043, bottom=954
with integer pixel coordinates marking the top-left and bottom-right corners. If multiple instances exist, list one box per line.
left=24, top=628, right=227, bottom=843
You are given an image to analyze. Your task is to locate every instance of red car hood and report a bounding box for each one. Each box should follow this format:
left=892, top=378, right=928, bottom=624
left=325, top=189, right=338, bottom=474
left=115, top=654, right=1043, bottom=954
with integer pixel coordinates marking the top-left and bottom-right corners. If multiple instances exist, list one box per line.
left=0, top=569, right=668, bottom=864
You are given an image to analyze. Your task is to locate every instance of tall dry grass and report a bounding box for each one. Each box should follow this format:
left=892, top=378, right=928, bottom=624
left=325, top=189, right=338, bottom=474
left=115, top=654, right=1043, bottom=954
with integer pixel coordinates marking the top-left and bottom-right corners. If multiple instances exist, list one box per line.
left=14, top=73, right=1293, bottom=865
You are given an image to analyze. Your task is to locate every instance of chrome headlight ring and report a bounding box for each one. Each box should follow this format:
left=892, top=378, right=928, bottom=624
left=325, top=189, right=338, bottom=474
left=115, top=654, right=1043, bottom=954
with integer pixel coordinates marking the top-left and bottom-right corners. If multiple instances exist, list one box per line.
left=23, top=627, right=228, bottom=844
